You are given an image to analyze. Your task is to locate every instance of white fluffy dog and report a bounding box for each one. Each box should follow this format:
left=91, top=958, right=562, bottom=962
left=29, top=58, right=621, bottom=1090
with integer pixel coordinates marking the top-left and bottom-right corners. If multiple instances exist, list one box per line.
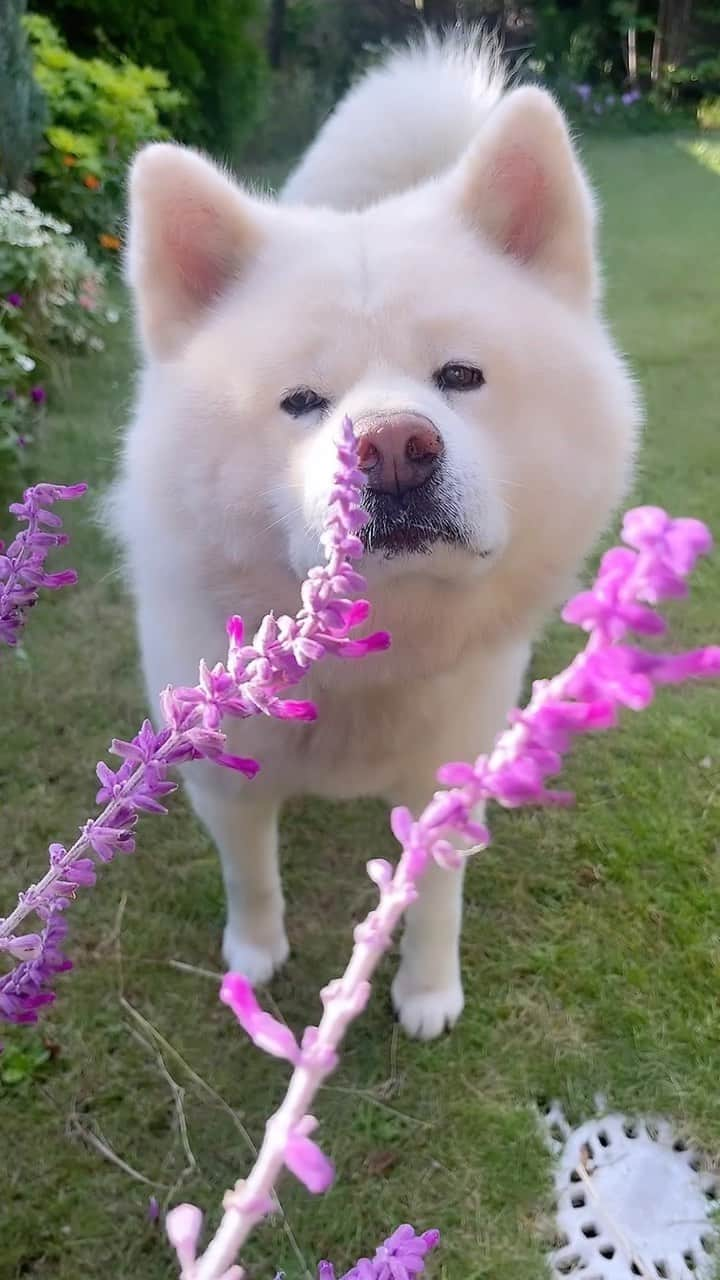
left=112, top=34, right=639, bottom=1038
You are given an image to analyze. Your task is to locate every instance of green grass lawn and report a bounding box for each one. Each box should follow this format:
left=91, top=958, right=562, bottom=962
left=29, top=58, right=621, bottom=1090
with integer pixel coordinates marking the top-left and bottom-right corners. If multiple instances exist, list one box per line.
left=2, top=136, right=720, bottom=1280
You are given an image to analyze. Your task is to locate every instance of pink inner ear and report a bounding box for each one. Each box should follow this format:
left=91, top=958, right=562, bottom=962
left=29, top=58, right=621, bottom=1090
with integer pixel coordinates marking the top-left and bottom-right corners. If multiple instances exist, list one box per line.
left=489, top=148, right=548, bottom=263
left=166, top=202, right=229, bottom=302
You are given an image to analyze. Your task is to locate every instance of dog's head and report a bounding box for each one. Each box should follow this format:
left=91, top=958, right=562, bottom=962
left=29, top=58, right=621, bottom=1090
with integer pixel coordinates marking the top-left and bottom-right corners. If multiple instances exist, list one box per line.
left=125, top=88, right=638, bottom=615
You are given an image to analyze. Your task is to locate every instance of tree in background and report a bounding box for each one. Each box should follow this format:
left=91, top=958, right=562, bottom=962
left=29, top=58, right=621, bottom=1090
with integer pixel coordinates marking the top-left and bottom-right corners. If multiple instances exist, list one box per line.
left=29, top=0, right=266, bottom=156
left=268, top=0, right=288, bottom=68
left=19, top=0, right=718, bottom=177
left=652, top=0, right=692, bottom=79
left=0, top=0, right=47, bottom=191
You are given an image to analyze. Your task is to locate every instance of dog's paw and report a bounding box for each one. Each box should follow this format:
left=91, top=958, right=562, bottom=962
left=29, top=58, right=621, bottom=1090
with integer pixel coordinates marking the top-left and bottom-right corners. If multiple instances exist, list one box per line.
left=391, top=969, right=464, bottom=1040
left=222, top=926, right=289, bottom=985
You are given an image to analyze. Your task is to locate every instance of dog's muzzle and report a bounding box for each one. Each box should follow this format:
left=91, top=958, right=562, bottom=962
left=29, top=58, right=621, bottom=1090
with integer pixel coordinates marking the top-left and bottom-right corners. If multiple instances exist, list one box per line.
left=354, top=412, right=467, bottom=557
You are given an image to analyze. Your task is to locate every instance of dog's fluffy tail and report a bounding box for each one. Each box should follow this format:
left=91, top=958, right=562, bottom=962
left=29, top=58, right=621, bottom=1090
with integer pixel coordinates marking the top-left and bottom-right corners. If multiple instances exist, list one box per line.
left=282, top=28, right=505, bottom=211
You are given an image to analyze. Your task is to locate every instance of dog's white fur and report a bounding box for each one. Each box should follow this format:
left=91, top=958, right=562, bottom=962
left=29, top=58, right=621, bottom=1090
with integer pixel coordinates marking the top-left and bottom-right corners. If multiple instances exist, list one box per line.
left=112, top=34, right=639, bottom=1038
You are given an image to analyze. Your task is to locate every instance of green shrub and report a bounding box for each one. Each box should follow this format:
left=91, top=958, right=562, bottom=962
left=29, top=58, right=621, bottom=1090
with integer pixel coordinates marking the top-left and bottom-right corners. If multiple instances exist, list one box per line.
left=29, top=0, right=266, bottom=156
left=663, top=56, right=720, bottom=107
left=0, top=191, right=117, bottom=481
left=24, top=14, right=182, bottom=255
left=698, top=96, right=720, bottom=131
left=548, top=77, right=694, bottom=133
left=0, top=0, right=47, bottom=192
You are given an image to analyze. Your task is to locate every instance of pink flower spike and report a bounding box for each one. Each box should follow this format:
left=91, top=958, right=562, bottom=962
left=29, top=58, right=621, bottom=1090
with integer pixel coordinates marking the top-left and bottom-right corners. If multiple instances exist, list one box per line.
left=390, top=806, right=414, bottom=843
left=622, top=507, right=713, bottom=574
left=222, top=1185, right=275, bottom=1218
left=436, top=761, right=477, bottom=786
left=269, top=698, right=318, bottom=721
left=621, top=505, right=670, bottom=547
left=220, top=974, right=300, bottom=1063
left=345, top=600, right=371, bottom=627
left=367, top=859, right=394, bottom=888
left=421, top=791, right=470, bottom=830
left=285, top=1126, right=335, bottom=1194
left=300, top=1025, right=339, bottom=1073
left=215, top=753, right=260, bottom=778
left=166, top=1203, right=203, bottom=1272
left=431, top=840, right=469, bottom=870
left=632, top=645, right=720, bottom=685
left=668, top=517, right=713, bottom=570
left=336, top=631, right=391, bottom=658
left=226, top=615, right=244, bottom=645
left=346, top=979, right=372, bottom=1018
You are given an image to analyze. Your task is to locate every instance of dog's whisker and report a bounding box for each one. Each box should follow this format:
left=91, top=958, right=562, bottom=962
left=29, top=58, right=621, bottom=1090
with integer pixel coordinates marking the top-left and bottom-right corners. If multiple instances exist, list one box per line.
left=257, top=503, right=307, bottom=538
left=255, top=480, right=307, bottom=503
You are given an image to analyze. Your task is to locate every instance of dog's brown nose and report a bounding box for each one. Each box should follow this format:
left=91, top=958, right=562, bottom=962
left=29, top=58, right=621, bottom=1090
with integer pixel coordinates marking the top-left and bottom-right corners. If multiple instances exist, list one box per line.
left=356, top=414, right=443, bottom=496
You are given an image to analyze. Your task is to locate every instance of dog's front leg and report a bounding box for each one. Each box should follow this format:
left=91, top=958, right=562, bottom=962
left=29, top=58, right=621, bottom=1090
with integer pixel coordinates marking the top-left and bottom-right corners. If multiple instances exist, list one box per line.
left=389, top=770, right=485, bottom=1041
left=387, top=644, right=529, bottom=1038
left=186, top=773, right=288, bottom=984
left=390, top=834, right=469, bottom=1041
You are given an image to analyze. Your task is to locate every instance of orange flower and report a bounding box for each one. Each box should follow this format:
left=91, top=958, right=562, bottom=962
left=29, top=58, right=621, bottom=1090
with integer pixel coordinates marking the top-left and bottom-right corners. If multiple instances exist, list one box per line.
left=99, top=233, right=122, bottom=251
left=62, top=154, right=77, bottom=167
left=83, top=174, right=101, bottom=190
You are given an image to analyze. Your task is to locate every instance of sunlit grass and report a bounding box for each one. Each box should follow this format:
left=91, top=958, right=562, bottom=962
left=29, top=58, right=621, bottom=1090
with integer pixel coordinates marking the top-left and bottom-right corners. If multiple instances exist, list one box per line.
left=682, top=138, right=720, bottom=177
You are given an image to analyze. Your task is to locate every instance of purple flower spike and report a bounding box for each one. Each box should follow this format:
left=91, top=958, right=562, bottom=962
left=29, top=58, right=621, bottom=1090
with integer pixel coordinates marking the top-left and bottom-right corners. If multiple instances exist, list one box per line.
left=220, top=974, right=300, bottom=1063
left=1, top=429, right=392, bottom=1031
left=6, top=292, right=23, bottom=308
left=0, top=481, right=87, bottom=648
left=341, top=1225, right=440, bottom=1280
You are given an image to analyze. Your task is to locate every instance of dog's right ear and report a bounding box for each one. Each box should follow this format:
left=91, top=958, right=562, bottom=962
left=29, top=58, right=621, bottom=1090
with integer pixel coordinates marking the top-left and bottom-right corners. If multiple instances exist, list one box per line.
left=456, top=87, right=597, bottom=307
left=127, top=144, right=262, bottom=359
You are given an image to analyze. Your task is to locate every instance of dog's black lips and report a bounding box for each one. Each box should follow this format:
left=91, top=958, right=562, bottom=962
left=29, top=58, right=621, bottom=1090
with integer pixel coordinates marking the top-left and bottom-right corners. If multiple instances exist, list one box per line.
left=360, top=477, right=470, bottom=558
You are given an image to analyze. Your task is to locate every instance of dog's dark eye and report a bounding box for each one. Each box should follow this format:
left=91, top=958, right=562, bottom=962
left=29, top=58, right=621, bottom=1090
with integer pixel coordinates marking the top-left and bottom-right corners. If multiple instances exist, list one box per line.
left=434, top=363, right=485, bottom=392
left=280, top=387, right=329, bottom=418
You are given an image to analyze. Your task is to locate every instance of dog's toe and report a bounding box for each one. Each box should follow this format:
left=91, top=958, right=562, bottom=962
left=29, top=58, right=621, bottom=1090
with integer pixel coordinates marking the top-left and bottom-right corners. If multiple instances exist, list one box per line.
left=222, top=928, right=289, bottom=984
left=391, top=973, right=464, bottom=1040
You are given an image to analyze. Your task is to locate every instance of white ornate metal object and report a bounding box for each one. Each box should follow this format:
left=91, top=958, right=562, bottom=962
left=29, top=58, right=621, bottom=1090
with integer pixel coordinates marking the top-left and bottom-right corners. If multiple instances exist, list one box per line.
left=542, top=1102, right=718, bottom=1279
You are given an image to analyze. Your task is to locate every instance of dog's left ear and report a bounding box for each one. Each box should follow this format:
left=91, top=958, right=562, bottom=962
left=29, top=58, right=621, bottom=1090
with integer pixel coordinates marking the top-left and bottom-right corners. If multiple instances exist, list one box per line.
left=126, top=143, right=264, bottom=359
left=457, top=87, right=596, bottom=306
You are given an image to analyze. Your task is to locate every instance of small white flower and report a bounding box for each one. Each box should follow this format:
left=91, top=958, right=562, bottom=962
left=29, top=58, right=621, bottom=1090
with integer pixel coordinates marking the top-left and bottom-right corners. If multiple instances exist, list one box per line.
left=15, top=353, right=36, bottom=372
left=105, top=308, right=120, bottom=324
left=88, top=336, right=105, bottom=351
